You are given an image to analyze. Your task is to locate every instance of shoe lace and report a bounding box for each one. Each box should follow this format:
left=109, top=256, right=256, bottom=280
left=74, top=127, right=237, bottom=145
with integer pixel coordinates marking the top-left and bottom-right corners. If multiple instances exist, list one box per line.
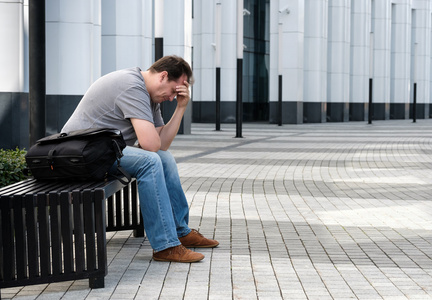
left=175, top=245, right=189, bottom=254
left=191, top=229, right=204, bottom=237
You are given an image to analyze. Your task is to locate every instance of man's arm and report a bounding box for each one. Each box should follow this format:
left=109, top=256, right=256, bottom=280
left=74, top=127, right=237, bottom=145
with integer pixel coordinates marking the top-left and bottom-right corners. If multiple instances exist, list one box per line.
left=130, top=108, right=184, bottom=152
left=157, top=80, right=190, bottom=151
left=131, top=118, right=161, bottom=152
left=131, top=80, right=190, bottom=152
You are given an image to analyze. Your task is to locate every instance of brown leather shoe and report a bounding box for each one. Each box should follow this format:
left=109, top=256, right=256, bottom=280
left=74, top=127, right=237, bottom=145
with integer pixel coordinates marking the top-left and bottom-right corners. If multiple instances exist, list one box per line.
left=179, top=229, right=219, bottom=248
left=152, top=245, right=204, bottom=263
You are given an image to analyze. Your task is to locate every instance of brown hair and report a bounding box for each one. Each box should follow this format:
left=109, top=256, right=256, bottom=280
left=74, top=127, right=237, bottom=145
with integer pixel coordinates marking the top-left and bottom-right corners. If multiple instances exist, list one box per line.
left=148, top=55, right=194, bottom=85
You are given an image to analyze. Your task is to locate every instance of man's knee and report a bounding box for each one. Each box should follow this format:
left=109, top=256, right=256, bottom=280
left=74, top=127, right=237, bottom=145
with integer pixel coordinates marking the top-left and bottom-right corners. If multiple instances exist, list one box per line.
left=157, top=150, right=176, bottom=165
left=145, top=151, right=163, bottom=166
left=129, top=150, right=164, bottom=176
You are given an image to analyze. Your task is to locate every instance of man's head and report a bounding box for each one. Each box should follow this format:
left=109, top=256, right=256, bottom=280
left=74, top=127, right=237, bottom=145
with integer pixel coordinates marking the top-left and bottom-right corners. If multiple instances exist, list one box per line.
left=144, top=55, right=194, bottom=103
left=148, top=55, right=194, bottom=85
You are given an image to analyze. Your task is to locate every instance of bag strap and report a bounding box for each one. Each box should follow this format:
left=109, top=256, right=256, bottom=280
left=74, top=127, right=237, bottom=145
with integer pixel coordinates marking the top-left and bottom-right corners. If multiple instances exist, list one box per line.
left=110, top=165, right=132, bottom=185
left=110, top=139, right=131, bottom=184
left=112, top=139, right=124, bottom=159
left=48, top=149, right=56, bottom=170
left=37, top=128, right=123, bottom=144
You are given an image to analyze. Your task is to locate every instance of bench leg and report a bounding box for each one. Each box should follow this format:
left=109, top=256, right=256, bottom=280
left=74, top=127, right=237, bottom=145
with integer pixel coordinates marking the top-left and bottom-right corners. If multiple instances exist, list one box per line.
left=89, top=276, right=105, bottom=289
left=133, top=222, right=145, bottom=237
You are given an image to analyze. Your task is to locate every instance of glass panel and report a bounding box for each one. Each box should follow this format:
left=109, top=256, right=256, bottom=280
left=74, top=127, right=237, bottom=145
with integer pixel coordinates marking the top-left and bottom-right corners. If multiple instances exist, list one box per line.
left=243, top=0, right=269, bottom=121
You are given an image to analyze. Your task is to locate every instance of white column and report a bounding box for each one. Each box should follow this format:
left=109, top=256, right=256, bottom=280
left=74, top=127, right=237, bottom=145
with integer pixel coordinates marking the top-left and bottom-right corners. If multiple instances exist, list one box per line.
left=390, top=1, right=410, bottom=106
left=101, top=0, right=153, bottom=75
left=191, top=0, right=215, bottom=106
left=164, top=0, right=192, bottom=63
left=142, top=0, right=153, bottom=69
left=373, top=0, right=392, bottom=118
left=163, top=0, right=193, bottom=133
left=46, top=0, right=101, bottom=95
left=154, top=0, right=163, bottom=40
left=271, top=0, right=304, bottom=123
left=154, top=0, right=164, bottom=62
left=220, top=0, right=237, bottom=105
left=412, top=0, right=431, bottom=118
left=192, top=0, right=237, bottom=122
left=0, top=0, right=24, bottom=92
left=269, top=0, right=279, bottom=108
left=327, top=0, right=351, bottom=121
left=350, top=0, right=371, bottom=109
left=303, top=0, right=328, bottom=122
left=0, top=0, right=26, bottom=149
left=23, top=0, right=29, bottom=92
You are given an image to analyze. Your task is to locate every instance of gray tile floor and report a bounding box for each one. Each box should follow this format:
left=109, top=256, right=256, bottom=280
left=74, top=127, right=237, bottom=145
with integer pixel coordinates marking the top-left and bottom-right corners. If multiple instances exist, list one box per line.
left=2, top=120, right=432, bottom=299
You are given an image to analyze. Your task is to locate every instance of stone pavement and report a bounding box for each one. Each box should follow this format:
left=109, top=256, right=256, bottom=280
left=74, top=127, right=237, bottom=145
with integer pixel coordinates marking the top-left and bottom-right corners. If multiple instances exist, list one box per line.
left=2, top=120, right=432, bottom=300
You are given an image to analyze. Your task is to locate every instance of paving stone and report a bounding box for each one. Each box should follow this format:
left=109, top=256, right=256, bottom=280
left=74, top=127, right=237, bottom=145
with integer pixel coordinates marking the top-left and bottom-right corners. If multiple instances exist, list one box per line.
left=3, top=121, right=432, bottom=299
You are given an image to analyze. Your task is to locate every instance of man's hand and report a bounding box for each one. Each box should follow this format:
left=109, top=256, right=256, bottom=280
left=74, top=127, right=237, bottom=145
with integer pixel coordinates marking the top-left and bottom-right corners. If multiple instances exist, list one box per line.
left=175, top=81, right=190, bottom=108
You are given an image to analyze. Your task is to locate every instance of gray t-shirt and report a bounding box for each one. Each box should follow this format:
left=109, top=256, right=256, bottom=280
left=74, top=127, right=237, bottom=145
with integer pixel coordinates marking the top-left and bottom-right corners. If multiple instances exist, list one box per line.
left=62, top=67, right=164, bottom=146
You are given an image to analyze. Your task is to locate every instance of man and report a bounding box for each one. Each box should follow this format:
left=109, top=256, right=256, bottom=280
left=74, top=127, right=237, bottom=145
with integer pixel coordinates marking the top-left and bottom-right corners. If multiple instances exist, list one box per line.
left=62, top=55, right=218, bottom=263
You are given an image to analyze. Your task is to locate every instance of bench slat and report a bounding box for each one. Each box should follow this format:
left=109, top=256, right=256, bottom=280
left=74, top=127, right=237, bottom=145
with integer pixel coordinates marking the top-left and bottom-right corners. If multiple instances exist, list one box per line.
left=115, top=190, right=122, bottom=227
left=1, top=197, right=14, bottom=281
left=107, top=195, right=114, bottom=228
left=73, top=190, right=85, bottom=273
left=37, top=193, right=51, bottom=277
left=13, top=196, right=27, bottom=280
left=94, top=188, right=107, bottom=287
left=84, top=191, right=96, bottom=272
left=60, top=192, right=74, bottom=274
left=25, top=194, right=39, bottom=279
left=123, top=185, right=130, bottom=226
left=49, top=191, right=62, bottom=276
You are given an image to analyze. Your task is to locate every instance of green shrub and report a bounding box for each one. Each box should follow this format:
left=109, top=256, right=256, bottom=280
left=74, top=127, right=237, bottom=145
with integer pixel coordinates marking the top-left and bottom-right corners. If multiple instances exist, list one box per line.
left=0, top=148, right=28, bottom=188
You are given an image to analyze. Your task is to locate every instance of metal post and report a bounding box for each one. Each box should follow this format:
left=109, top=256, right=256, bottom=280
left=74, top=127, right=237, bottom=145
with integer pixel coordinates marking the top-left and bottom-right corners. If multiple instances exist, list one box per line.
left=155, top=38, right=163, bottom=61
left=155, top=0, right=164, bottom=116
left=278, top=75, right=282, bottom=126
left=368, top=32, right=373, bottom=125
left=278, top=22, right=283, bottom=126
left=235, top=0, right=244, bottom=138
left=236, top=59, right=243, bottom=138
left=215, top=2, right=221, bottom=131
left=413, top=83, right=417, bottom=123
left=154, top=0, right=164, bottom=61
left=368, top=78, right=373, bottom=124
left=216, top=68, right=221, bottom=130
left=413, top=43, right=418, bottom=123
left=29, top=0, right=46, bottom=146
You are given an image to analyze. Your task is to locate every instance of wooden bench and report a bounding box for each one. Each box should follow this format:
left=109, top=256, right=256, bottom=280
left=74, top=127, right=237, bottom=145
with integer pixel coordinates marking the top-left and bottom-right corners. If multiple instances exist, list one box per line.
left=0, top=178, right=144, bottom=299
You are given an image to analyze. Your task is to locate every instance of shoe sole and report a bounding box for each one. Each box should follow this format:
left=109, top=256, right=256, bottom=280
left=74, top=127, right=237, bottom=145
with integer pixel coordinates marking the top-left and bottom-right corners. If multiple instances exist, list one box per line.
left=152, top=256, right=204, bottom=263
left=182, top=243, right=219, bottom=248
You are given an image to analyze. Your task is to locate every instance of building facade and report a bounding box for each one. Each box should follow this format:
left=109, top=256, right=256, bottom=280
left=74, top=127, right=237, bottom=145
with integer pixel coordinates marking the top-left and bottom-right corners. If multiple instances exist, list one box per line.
left=0, top=0, right=431, bottom=149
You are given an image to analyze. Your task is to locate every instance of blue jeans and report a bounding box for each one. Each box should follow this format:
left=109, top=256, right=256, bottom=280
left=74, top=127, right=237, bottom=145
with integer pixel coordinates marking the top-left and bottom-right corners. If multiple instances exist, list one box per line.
left=111, top=146, right=191, bottom=252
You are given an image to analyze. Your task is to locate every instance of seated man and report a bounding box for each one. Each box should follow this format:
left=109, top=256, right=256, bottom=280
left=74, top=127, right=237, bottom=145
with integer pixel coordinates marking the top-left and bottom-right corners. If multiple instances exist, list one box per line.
left=62, top=55, right=218, bottom=262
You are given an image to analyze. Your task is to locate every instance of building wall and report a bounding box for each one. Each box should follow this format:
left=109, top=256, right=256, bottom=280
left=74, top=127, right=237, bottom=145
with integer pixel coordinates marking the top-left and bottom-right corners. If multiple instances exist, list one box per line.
left=192, top=0, right=238, bottom=123
left=373, top=0, right=392, bottom=119
left=191, top=0, right=432, bottom=124
left=1, top=0, right=432, bottom=149
left=101, top=0, right=153, bottom=76
left=327, top=0, right=350, bottom=122
left=269, top=0, right=304, bottom=124
left=391, top=0, right=411, bottom=119
left=0, top=0, right=27, bottom=149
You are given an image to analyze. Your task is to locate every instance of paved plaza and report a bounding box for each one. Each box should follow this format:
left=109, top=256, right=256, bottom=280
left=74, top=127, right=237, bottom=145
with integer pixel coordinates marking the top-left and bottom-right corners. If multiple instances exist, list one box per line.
left=2, top=120, right=432, bottom=299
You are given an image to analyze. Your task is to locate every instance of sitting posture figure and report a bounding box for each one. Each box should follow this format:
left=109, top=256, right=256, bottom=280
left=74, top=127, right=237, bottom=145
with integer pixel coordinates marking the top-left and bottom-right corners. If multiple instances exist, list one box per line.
left=62, top=55, right=219, bottom=262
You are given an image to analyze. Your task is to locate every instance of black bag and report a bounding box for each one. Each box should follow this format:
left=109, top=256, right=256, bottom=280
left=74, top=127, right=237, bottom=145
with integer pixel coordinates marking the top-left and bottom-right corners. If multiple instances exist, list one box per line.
left=25, top=128, right=131, bottom=183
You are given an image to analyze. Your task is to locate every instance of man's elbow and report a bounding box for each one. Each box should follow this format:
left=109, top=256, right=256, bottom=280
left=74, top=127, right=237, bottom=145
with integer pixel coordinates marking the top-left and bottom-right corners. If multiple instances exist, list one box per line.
left=159, top=145, right=169, bottom=151
left=139, top=140, right=161, bottom=152
left=148, top=145, right=161, bottom=152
